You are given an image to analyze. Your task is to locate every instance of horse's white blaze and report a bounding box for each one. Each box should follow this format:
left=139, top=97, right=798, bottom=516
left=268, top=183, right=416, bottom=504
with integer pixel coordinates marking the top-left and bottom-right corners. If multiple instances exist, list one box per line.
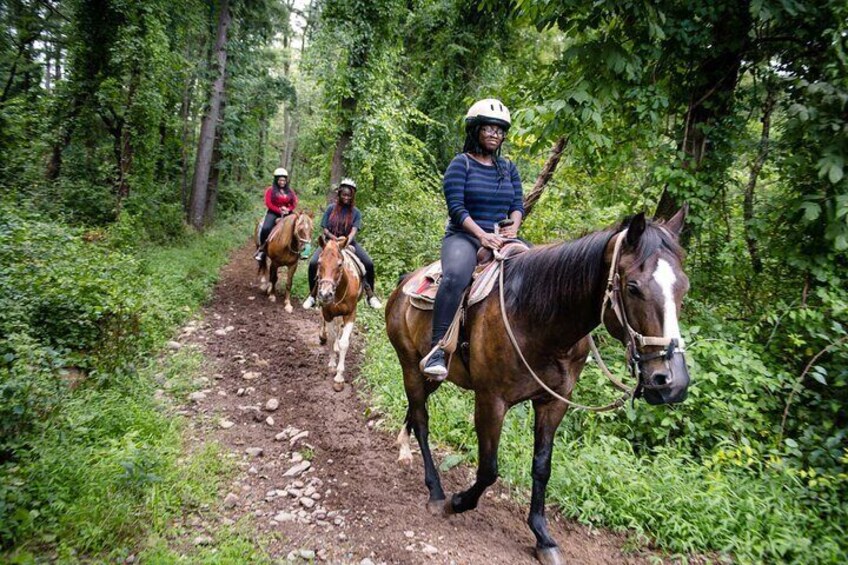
left=653, top=259, right=681, bottom=339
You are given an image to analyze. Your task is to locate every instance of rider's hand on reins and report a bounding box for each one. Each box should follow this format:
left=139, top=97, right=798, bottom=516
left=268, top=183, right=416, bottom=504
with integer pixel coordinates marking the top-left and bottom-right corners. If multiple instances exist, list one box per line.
left=481, top=232, right=504, bottom=249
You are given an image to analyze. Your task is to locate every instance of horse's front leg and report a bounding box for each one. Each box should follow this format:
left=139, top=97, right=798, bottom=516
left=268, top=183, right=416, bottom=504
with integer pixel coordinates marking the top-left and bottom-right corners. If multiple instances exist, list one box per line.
left=319, top=316, right=327, bottom=345
left=326, top=316, right=337, bottom=373
left=332, top=313, right=355, bottom=392
left=283, top=263, right=296, bottom=313
left=528, top=398, right=569, bottom=565
left=267, top=263, right=278, bottom=302
left=446, top=393, right=506, bottom=515
left=398, top=368, right=446, bottom=513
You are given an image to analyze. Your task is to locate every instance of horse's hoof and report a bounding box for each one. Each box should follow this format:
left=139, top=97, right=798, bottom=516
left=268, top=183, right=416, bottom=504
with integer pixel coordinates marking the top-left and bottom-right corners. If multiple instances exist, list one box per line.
left=397, top=448, right=413, bottom=466
left=536, top=547, right=564, bottom=565
left=269, top=294, right=276, bottom=302
left=332, top=381, right=344, bottom=392
left=426, top=499, right=446, bottom=515
left=284, top=304, right=293, bottom=313
left=319, top=336, right=327, bottom=345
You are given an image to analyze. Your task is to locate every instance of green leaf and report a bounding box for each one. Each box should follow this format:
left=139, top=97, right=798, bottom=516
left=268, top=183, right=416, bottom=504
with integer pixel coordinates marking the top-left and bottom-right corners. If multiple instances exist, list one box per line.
left=800, top=201, right=821, bottom=221
left=439, top=453, right=464, bottom=471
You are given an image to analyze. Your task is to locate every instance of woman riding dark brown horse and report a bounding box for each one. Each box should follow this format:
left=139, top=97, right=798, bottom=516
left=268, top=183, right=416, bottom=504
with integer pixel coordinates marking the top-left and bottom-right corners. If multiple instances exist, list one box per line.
left=385, top=208, right=691, bottom=565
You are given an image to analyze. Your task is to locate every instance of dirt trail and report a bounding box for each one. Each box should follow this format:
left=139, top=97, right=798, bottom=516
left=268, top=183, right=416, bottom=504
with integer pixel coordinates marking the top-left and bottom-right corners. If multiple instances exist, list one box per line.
left=178, top=241, right=649, bottom=564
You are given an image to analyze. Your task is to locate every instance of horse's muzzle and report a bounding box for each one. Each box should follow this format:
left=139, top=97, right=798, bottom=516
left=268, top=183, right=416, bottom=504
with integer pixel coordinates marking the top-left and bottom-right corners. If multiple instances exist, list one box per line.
left=640, top=352, right=690, bottom=405
left=317, top=283, right=335, bottom=305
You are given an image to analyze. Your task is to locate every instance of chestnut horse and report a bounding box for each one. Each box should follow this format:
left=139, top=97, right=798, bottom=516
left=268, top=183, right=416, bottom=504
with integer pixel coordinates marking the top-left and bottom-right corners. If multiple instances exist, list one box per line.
left=385, top=209, right=691, bottom=565
left=257, top=211, right=313, bottom=312
left=315, top=236, right=362, bottom=392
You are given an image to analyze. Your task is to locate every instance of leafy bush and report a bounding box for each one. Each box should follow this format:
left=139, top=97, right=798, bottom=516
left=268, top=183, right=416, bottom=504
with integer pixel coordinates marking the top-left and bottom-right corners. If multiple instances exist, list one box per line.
left=0, top=202, right=254, bottom=555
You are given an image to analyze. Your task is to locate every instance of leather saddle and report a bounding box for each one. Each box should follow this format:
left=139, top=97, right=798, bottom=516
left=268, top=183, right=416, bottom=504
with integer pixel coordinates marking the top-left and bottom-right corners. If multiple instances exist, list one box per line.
left=402, top=241, right=528, bottom=311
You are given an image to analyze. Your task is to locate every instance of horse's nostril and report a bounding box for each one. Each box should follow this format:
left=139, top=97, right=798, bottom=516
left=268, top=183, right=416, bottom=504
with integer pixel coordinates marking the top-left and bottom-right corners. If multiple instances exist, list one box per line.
left=653, top=372, right=671, bottom=387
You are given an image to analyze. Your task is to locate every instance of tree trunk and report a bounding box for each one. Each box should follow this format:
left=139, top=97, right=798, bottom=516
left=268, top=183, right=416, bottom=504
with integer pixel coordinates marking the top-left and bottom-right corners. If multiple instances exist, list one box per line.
left=743, top=87, right=775, bottom=274
left=46, top=99, right=79, bottom=180
left=654, top=3, right=751, bottom=220
left=329, top=96, right=356, bottom=200
left=281, top=103, right=298, bottom=171
left=189, top=0, right=231, bottom=229
left=204, top=127, right=224, bottom=224
left=523, top=136, right=568, bottom=217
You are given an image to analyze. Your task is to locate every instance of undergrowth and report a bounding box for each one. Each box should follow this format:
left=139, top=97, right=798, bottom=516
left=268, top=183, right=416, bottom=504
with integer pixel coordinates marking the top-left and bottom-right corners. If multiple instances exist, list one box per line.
left=0, top=200, right=271, bottom=562
left=355, top=308, right=848, bottom=564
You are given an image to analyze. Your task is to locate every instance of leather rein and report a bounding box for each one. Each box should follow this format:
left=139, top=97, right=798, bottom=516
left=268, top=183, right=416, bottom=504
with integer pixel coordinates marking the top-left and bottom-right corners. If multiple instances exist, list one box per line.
left=496, top=229, right=685, bottom=412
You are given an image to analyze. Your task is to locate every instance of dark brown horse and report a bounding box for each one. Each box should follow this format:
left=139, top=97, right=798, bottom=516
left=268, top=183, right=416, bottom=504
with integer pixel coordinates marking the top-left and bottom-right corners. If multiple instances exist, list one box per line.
left=314, top=236, right=363, bottom=392
left=385, top=209, right=690, bottom=565
left=257, top=211, right=314, bottom=311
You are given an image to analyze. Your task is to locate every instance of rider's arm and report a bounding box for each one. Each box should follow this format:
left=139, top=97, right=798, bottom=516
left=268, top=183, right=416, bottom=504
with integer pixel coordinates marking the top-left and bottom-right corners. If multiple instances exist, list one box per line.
left=320, top=206, right=336, bottom=240
left=503, top=162, right=524, bottom=238
left=347, top=208, right=362, bottom=242
left=265, top=188, right=282, bottom=215
left=285, top=189, right=299, bottom=213
left=443, top=156, right=470, bottom=229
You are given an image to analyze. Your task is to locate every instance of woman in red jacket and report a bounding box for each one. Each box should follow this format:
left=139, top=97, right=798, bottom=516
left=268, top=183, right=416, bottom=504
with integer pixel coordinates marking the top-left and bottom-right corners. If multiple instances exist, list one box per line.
left=254, top=167, right=299, bottom=262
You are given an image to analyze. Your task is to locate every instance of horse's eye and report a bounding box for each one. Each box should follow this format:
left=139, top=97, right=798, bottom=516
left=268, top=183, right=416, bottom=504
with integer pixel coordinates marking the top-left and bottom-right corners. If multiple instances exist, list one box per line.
left=627, top=281, right=643, bottom=297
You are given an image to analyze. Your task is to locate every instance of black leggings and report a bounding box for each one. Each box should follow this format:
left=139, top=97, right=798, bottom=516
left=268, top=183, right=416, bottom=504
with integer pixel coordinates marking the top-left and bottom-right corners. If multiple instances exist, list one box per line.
left=259, top=211, right=281, bottom=245
left=431, top=231, right=480, bottom=347
left=308, top=240, right=376, bottom=294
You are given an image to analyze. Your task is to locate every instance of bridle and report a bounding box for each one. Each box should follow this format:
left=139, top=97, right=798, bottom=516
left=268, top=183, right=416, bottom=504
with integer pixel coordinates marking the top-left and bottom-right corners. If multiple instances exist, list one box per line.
left=496, top=228, right=685, bottom=411
left=599, top=229, right=686, bottom=397
left=287, top=213, right=312, bottom=254
left=317, top=248, right=349, bottom=306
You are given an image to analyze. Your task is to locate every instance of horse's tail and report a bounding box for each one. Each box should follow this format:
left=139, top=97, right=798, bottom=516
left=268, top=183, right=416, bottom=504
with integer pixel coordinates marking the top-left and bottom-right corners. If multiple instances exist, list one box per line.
left=396, top=272, right=411, bottom=287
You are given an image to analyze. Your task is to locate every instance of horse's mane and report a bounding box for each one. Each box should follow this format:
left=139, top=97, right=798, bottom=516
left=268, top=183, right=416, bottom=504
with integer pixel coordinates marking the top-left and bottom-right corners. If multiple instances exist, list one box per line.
left=504, top=217, right=684, bottom=324
left=269, top=213, right=297, bottom=247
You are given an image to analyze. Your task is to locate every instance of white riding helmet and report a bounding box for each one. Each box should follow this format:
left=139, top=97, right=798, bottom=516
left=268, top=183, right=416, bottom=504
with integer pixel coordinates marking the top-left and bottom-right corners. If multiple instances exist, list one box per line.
left=273, top=167, right=289, bottom=177
left=465, top=98, right=511, bottom=130
left=339, top=177, right=357, bottom=191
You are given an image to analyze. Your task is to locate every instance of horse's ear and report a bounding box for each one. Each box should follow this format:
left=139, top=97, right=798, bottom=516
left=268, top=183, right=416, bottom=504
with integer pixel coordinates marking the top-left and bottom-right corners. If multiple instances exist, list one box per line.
left=318, top=235, right=326, bottom=248
left=336, top=236, right=348, bottom=249
left=626, top=213, right=646, bottom=247
left=663, top=204, right=688, bottom=239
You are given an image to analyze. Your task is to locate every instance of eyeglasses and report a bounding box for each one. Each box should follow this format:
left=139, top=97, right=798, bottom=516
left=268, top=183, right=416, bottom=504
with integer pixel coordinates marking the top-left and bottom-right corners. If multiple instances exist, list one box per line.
left=480, top=125, right=505, bottom=138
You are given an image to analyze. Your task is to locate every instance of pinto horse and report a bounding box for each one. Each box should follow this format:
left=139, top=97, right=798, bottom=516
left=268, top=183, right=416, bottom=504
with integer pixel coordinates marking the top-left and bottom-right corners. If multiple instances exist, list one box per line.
left=257, top=211, right=314, bottom=312
left=315, top=236, right=363, bottom=392
left=385, top=209, right=691, bottom=565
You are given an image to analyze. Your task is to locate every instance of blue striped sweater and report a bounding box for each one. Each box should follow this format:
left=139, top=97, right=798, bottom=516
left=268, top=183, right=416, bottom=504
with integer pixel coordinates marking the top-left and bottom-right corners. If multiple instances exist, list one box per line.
left=443, top=153, right=524, bottom=234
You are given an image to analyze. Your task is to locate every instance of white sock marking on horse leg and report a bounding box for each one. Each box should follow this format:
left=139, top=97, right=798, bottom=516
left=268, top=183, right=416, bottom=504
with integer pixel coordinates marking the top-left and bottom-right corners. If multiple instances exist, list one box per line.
left=397, top=425, right=413, bottom=464
left=339, top=322, right=354, bottom=350
left=653, top=259, right=681, bottom=339
left=335, top=322, right=354, bottom=378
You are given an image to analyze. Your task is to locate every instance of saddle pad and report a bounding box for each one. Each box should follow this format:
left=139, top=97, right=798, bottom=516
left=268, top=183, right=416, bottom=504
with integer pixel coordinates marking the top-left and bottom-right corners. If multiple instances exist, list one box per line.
left=403, top=242, right=528, bottom=310
left=401, top=261, right=442, bottom=305
left=342, top=247, right=365, bottom=279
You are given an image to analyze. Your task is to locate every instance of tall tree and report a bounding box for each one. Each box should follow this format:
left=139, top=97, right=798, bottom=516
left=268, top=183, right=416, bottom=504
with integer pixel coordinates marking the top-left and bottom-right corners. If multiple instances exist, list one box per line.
left=189, top=0, right=231, bottom=229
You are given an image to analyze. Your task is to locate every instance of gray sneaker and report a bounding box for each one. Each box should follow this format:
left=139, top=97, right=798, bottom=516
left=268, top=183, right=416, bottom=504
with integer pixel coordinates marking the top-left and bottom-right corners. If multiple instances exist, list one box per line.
left=422, top=349, right=448, bottom=381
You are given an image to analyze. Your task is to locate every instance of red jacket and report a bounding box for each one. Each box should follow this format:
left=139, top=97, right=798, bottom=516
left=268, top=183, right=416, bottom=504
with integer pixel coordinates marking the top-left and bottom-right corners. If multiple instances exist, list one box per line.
left=265, top=186, right=298, bottom=215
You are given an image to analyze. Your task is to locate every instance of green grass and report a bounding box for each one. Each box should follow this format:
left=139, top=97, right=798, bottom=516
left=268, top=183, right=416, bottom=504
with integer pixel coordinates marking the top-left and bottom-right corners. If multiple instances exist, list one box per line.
left=355, top=308, right=848, bottom=564
left=0, top=207, right=274, bottom=562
